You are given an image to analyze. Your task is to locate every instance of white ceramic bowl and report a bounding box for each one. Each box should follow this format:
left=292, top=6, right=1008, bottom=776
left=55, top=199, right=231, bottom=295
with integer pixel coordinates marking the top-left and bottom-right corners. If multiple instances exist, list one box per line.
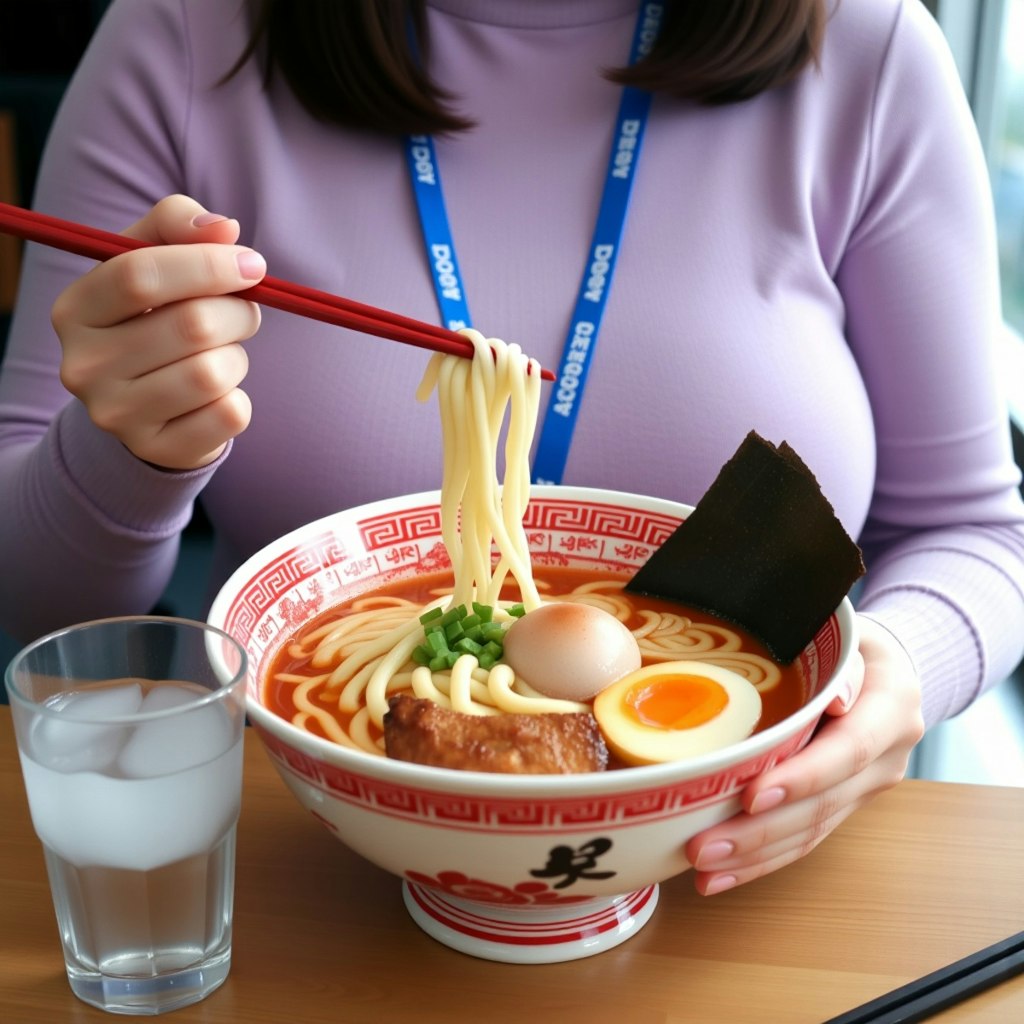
left=208, top=487, right=857, bottom=963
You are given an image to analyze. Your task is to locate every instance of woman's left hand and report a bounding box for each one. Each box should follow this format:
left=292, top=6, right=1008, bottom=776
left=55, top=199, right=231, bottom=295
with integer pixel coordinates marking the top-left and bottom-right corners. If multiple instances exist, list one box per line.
left=684, top=615, right=925, bottom=895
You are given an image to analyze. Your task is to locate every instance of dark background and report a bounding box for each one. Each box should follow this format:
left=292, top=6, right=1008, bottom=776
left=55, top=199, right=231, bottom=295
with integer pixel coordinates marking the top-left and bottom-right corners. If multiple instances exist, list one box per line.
left=1, top=0, right=114, bottom=350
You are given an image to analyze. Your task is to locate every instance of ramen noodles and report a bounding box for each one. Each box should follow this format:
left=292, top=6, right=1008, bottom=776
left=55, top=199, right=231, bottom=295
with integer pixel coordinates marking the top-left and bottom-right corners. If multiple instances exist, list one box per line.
left=265, top=567, right=806, bottom=764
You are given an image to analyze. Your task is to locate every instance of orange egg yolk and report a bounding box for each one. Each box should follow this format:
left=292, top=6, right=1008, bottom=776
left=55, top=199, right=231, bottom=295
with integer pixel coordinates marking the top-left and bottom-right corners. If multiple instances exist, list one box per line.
left=625, top=674, right=729, bottom=730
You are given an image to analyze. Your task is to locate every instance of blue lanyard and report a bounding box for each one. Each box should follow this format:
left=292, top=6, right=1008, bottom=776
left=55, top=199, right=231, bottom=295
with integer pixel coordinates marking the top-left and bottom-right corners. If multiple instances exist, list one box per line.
left=405, top=3, right=662, bottom=483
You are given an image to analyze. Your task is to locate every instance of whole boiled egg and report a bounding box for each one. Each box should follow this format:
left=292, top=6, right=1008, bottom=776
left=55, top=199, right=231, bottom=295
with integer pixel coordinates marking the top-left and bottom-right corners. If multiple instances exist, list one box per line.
left=502, top=602, right=642, bottom=702
left=592, top=661, right=762, bottom=766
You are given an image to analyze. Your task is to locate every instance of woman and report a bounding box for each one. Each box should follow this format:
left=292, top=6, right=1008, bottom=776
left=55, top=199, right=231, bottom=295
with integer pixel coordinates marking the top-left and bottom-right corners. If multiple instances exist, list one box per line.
left=1, top=0, right=1022, bottom=896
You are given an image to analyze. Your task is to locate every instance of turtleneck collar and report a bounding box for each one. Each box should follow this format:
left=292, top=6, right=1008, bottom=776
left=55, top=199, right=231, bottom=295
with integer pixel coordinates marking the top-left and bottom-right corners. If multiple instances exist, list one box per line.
left=425, top=0, right=642, bottom=30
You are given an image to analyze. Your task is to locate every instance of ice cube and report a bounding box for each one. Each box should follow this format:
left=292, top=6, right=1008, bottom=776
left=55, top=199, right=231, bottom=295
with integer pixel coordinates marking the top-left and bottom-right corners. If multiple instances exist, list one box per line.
left=139, top=683, right=201, bottom=713
left=30, top=683, right=142, bottom=773
left=116, top=687, right=234, bottom=779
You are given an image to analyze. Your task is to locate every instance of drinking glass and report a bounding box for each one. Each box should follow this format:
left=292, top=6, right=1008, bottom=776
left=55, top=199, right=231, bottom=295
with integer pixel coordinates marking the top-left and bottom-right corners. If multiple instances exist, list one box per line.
left=5, top=616, right=247, bottom=1016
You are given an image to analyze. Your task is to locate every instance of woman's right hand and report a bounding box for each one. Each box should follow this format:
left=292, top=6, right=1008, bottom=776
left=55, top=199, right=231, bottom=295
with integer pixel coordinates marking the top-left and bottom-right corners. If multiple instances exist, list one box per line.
left=51, top=194, right=266, bottom=470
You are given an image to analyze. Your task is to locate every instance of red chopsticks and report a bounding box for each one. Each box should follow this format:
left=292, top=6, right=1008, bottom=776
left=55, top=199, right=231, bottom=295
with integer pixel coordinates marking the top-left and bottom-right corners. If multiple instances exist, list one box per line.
left=0, top=201, right=555, bottom=380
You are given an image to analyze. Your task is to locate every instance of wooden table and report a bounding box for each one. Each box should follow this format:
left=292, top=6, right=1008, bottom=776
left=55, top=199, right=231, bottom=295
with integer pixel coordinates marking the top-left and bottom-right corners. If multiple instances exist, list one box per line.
left=1, top=707, right=1022, bottom=1023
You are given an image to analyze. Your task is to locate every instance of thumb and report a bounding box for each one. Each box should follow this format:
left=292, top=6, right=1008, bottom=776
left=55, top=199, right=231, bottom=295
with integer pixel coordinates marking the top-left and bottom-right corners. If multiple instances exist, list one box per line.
left=824, top=646, right=865, bottom=717
left=121, top=193, right=241, bottom=246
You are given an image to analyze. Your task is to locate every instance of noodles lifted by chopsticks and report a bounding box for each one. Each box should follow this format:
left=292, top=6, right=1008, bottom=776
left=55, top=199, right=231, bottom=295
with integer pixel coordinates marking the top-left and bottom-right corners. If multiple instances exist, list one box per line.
left=416, top=329, right=543, bottom=612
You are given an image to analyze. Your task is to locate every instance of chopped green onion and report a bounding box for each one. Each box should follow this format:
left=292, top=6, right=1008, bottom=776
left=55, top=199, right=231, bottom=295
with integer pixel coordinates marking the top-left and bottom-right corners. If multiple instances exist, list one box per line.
left=480, top=622, right=506, bottom=643
left=439, top=604, right=467, bottom=627
left=416, top=601, right=513, bottom=671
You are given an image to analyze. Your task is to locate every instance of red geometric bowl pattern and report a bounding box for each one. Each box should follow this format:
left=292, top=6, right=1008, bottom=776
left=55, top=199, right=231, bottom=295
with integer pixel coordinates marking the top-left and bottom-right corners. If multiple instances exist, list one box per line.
left=254, top=716, right=817, bottom=835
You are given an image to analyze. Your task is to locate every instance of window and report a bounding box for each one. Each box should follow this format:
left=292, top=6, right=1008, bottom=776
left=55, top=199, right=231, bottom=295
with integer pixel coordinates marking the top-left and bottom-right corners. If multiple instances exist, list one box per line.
left=934, top=0, right=1024, bottom=429
left=991, top=0, right=1024, bottom=336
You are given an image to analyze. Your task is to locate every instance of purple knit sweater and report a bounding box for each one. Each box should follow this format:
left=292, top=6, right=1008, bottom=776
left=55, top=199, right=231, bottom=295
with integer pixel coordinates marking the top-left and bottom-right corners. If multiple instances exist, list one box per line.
left=2, top=0, right=1022, bottom=727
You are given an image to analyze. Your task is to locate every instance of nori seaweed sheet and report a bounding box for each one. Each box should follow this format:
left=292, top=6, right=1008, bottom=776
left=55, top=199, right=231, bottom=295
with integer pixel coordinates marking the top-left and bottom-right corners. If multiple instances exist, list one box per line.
left=625, top=431, right=865, bottom=663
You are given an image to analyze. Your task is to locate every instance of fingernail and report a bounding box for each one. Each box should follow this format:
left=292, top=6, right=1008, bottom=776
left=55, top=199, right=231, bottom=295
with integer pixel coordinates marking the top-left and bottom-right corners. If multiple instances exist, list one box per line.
left=836, top=681, right=855, bottom=711
left=695, top=839, right=734, bottom=870
left=192, top=212, right=230, bottom=227
left=237, top=250, right=266, bottom=280
left=750, top=786, right=786, bottom=814
left=704, top=874, right=738, bottom=896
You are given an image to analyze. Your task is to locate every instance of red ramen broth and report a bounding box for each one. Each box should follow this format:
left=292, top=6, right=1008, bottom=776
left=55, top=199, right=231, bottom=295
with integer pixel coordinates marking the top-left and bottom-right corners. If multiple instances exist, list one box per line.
left=264, top=567, right=808, bottom=769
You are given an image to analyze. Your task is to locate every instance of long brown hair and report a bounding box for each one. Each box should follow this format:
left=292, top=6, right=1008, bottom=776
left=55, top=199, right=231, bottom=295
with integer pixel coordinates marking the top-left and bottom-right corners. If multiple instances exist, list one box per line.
left=229, top=0, right=827, bottom=135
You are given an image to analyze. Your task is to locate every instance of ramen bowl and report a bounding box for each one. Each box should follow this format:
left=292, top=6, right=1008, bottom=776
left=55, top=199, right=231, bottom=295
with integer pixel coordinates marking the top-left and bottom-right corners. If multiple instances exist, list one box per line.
left=207, top=486, right=857, bottom=964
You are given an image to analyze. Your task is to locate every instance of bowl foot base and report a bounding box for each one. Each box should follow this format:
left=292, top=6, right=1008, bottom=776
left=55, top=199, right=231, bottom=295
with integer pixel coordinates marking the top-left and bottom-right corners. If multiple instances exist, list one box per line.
left=401, top=881, right=659, bottom=964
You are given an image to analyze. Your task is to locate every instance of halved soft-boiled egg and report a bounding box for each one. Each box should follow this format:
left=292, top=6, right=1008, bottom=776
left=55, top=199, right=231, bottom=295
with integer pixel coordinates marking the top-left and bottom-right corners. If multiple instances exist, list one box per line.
left=502, top=601, right=642, bottom=702
left=592, top=661, right=762, bottom=766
